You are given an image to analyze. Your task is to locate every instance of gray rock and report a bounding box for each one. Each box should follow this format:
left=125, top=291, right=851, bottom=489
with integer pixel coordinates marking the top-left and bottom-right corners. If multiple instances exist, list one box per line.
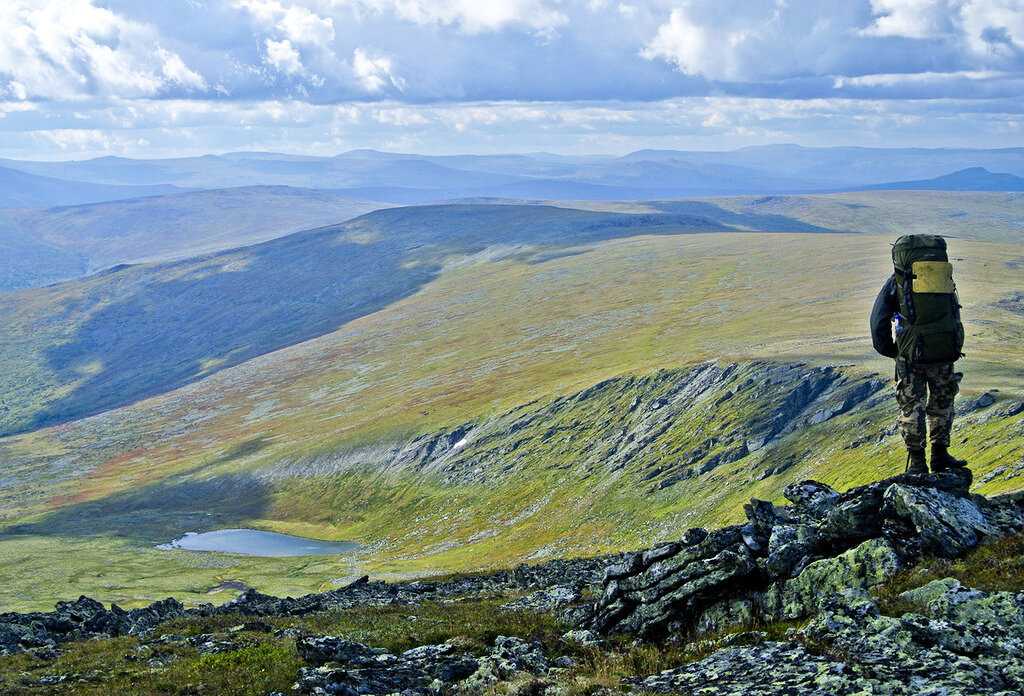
left=560, top=629, right=607, bottom=648
left=295, top=638, right=479, bottom=696
left=761, top=538, right=902, bottom=621
left=501, top=586, right=580, bottom=612
left=637, top=584, right=1024, bottom=695
left=462, top=636, right=552, bottom=691
left=782, top=479, right=840, bottom=516
left=884, top=483, right=997, bottom=557
left=589, top=468, right=1005, bottom=638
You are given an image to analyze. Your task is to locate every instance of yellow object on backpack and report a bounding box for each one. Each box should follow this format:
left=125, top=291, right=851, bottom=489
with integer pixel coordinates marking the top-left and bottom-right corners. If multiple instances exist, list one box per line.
left=911, top=261, right=955, bottom=294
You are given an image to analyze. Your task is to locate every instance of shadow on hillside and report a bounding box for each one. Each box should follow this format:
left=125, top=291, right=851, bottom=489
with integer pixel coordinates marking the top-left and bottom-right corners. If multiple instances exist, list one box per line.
left=0, top=473, right=274, bottom=543
left=6, top=203, right=848, bottom=437
left=12, top=229, right=438, bottom=436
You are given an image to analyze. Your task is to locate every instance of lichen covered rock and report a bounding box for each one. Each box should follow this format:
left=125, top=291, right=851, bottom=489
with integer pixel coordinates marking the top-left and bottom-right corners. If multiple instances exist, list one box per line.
left=633, top=584, right=1024, bottom=695
left=591, top=467, right=1024, bottom=638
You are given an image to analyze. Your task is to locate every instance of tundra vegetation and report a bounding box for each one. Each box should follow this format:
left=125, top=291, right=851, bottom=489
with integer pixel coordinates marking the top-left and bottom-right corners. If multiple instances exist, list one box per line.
left=0, top=191, right=1023, bottom=616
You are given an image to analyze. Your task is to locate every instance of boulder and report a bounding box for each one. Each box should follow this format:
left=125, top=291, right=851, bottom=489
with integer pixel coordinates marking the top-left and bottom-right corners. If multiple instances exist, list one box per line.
left=501, top=586, right=580, bottom=612
left=883, top=483, right=996, bottom=557
left=294, top=638, right=479, bottom=696
left=760, top=538, right=902, bottom=621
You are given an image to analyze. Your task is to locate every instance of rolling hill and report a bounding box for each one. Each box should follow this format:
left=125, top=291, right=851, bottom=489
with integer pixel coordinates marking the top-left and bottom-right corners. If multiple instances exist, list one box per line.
left=0, top=164, right=182, bottom=207
left=0, top=187, right=389, bottom=291
left=0, top=203, right=757, bottom=437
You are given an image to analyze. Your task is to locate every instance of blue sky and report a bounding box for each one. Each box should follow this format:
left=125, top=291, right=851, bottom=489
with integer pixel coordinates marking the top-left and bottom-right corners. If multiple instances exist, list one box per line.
left=1, top=0, right=1023, bottom=159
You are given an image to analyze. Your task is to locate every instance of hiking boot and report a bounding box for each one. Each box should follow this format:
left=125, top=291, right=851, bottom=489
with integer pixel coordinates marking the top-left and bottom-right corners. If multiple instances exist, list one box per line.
left=906, top=448, right=928, bottom=475
left=931, top=444, right=968, bottom=472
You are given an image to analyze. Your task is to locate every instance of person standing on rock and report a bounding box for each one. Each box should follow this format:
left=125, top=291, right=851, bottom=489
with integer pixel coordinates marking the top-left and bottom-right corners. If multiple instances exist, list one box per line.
left=871, top=234, right=968, bottom=475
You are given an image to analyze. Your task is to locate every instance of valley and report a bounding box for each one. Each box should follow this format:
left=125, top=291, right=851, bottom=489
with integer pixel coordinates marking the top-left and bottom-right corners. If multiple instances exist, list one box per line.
left=2, top=187, right=1024, bottom=610
left=0, top=186, right=1019, bottom=610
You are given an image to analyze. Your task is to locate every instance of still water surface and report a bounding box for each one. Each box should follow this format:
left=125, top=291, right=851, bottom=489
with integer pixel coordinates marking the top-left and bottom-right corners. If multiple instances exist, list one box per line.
left=158, top=529, right=359, bottom=557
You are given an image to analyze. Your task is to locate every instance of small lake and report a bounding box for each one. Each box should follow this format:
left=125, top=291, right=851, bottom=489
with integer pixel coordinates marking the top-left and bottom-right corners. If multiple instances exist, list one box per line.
left=157, top=529, right=359, bottom=557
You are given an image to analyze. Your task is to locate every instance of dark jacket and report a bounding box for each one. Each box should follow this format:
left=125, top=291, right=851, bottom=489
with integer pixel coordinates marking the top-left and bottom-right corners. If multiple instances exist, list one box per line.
left=871, top=275, right=899, bottom=359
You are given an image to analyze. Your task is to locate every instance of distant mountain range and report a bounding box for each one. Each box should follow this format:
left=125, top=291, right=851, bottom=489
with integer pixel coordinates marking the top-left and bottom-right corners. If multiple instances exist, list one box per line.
left=847, top=167, right=1024, bottom=192
left=0, top=164, right=182, bottom=207
left=4, top=146, right=1024, bottom=208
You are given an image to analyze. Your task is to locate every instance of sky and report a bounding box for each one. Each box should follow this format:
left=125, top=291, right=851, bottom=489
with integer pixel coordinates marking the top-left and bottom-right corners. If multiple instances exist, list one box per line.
left=1, top=0, right=1024, bottom=159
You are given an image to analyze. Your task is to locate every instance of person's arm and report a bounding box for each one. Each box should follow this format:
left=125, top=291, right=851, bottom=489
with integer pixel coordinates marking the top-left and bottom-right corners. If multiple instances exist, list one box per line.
left=870, top=276, right=898, bottom=358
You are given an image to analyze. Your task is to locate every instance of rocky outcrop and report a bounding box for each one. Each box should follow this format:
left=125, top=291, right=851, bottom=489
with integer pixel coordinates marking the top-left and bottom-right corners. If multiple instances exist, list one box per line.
left=631, top=582, right=1024, bottom=695
left=591, top=468, right=1024, bottom=638
left=281, top=361, right=890, bottom=488
left=0, top=553, right=618, bottom=657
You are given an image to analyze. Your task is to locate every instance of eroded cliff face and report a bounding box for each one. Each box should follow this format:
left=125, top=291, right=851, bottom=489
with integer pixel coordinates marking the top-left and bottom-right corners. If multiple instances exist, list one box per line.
left=287, top=361, right=891, bottom=487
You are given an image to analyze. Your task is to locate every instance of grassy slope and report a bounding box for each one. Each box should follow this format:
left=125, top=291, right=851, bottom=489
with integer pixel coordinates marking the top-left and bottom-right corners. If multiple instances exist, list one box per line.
left=0, top=203, right=749, bottom=437
left=2, top=193, right=1024, bottom=611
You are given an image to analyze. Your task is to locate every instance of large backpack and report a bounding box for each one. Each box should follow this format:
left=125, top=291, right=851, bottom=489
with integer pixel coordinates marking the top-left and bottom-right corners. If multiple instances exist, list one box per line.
left=891, top=234, right=964, bottom=364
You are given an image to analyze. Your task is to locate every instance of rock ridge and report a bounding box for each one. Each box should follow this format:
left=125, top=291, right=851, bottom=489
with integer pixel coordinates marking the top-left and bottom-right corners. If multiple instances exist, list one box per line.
left=0, top=554, right=618, bottom=657
left=589, top=467, right=1024, bottom=639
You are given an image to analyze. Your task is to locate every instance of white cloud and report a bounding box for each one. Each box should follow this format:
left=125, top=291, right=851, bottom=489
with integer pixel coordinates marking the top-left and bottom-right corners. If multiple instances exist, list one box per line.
left=835, top=69, right=1006, bottom=87
left=157, top=48, right=208, bottom=89
left=329, top=0, right=568, bottom=34
left=351, top=48, right=405, bottom=92
left=640, top=1, right=852, bottom=82
left=960, top=0, right=1024, bottom=57
left=642, top=0, right=1024, bottom=82
left=0, top=0, right=207, bottom=99
left=265, top=39, right=305, bottom=74
left=863, top=0, right=953, bottom=38
left=235, top=0, right=336, bottom=48
left=4, top=95, right=1023, bottom=160
left=642, top=7, right=727, bottom=78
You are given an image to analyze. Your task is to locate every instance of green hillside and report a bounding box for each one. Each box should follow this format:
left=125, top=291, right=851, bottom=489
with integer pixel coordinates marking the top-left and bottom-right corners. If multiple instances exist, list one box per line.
left=0, top=203, right=762, bottom=437
left=2, top=193, right=1024, bottom=610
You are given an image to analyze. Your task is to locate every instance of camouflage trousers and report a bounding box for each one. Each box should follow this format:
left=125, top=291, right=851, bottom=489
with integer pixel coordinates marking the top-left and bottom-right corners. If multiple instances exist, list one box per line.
left=895, top=359, right=962, bottom=450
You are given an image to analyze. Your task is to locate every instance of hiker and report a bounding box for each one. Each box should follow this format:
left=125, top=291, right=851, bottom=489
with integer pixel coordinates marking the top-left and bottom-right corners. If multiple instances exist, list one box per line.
left=871, top=234, right=968, bottom=475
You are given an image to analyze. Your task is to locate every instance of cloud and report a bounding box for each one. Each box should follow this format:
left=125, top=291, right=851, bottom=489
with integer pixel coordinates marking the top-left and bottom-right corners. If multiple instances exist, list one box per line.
left=641, top=0, right=1024, bottom=83
left=862, top=0, right=955, bottom=38
left=351, top=48, right=405, bottom=92
left=265, top=39, right=305, bottom=74
left=0, top=0, right=206, bottom=99
left=960, top=0, right=1024, bottom=58
left=336, top=0, right=569, bottom=34
left=641, top=1, right=871, bottom=82
left=235, top=0, right=336, bottom=48
left=6, top=94, right=1022, bottom=162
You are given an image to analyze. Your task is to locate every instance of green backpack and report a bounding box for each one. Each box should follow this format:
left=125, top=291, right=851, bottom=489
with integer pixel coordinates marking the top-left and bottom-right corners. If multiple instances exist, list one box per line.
left=891, top=234, right=964, bottom=364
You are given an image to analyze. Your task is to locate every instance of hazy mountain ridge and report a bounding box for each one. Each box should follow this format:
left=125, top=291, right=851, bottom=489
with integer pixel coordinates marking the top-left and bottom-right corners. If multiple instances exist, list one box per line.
left=0, top=187, right=389, bottom=292
left=0, top=164, right=182, bottom=207
left=846, top=167, right=1024, bottom=192
left=5, top=146, right=1024, bottom=208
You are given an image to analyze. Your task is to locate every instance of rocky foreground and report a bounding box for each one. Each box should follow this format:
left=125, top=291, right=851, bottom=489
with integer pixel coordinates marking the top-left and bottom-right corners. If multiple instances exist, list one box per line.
left=3, top=468, right=1024, bottom=695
